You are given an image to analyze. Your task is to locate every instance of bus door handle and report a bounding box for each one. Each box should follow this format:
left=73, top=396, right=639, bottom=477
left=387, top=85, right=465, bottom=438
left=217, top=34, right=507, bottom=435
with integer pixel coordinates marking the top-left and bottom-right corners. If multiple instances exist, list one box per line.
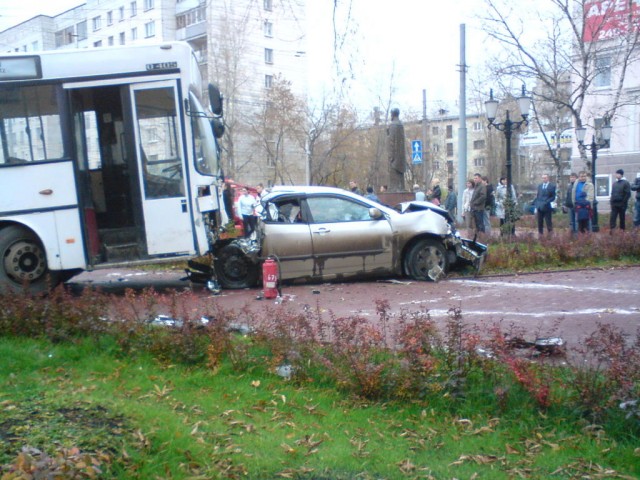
left=181, top=199, right=187, bottom=213
left=39, top=189, right=53, bottom=195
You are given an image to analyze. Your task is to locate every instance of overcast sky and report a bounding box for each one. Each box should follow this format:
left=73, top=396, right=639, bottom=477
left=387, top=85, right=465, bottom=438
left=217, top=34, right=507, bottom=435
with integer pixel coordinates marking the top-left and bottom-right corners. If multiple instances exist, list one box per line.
left=0, top=0, right=492, bottom=114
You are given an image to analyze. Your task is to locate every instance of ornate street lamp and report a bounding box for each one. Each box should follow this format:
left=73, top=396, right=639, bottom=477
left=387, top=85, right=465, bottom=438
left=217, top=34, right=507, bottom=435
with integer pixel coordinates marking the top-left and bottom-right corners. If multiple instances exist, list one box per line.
left=484, top=85, right=532, bottom=235
left=575, top=120, right=612, bottom=232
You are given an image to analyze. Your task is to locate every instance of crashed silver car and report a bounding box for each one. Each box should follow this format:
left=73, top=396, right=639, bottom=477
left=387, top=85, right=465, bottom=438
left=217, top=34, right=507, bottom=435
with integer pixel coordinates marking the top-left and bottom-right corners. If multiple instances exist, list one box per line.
left=213, top=186, right=486, bottom=288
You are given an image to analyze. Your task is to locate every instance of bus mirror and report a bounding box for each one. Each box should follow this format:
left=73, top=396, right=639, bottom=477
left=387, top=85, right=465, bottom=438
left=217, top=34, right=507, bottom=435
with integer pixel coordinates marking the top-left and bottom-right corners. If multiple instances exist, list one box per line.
left=211, top=118, right=225, bottom=139
left=208, top=84, right=223, bottom=116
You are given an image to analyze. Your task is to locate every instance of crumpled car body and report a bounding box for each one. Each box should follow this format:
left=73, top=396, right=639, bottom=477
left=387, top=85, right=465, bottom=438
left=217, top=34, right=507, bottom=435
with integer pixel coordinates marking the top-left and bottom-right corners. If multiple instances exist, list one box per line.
left=214, top=186, right=486, bottom=288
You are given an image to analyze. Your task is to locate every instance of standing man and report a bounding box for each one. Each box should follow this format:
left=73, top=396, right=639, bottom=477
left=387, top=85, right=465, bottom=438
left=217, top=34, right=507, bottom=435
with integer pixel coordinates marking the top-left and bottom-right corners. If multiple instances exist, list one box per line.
left=483, top=176, right=494, bottom=235
left=609, top=169, right=631, bottom=231
left=631, top=173, right=640, bottom=228
left=563, top=172, right=578, bottom=234
left=571, top=171, right=595, bottom=232
left=444, top=184, right=457, bottom=219
left=387, top=108, right=406, bottom=192
left=349, top=180, right=362, bottom=196
left=470, top=173, right=487, bottom=233
left=413, top=184, right=426, bottom=201
left=534, top=173, right=557, bottom=235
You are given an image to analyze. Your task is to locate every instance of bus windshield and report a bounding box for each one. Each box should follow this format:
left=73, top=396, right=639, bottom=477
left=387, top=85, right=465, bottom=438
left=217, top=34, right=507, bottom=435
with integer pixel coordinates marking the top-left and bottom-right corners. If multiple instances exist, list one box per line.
left=189, top=91, right=219, bottom=177
left=0, top=84, right=67, bottom=164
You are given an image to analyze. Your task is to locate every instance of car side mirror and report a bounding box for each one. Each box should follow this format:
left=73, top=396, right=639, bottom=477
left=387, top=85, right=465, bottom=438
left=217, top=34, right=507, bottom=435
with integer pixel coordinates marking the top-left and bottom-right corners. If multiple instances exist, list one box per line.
left=369, top=208, right=383, bottom=220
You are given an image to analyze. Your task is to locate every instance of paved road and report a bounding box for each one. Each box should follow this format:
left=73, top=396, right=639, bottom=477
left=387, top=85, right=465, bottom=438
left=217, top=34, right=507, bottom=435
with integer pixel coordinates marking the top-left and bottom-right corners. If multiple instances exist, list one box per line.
left=69, top=266, right=640, bottom=346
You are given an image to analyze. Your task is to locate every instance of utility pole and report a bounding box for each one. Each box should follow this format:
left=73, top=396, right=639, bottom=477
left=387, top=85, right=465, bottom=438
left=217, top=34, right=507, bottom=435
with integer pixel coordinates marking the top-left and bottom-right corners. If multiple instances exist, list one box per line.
left=422, top=89, right=429, bottom=186
left=457, top=24, right=468, bottom=224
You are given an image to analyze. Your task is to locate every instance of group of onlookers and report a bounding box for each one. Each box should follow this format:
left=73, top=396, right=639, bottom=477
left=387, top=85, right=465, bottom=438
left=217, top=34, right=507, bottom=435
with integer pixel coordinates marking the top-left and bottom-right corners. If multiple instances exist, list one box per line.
left=460, top=169, right=639, bottom=236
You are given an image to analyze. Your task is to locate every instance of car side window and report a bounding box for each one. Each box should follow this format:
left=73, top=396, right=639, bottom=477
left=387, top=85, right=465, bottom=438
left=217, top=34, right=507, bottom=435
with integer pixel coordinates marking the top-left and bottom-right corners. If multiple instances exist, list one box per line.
left=307, top=196, right=371, bottom=223
left=264, top=199, right=302, bottom=223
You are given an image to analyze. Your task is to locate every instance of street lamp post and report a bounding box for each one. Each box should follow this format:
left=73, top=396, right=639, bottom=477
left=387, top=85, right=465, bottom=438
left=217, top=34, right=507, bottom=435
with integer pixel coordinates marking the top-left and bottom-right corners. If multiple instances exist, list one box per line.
left=575, top=121, right=612, bottom=232
left=484, top=85, right=532, bottom=236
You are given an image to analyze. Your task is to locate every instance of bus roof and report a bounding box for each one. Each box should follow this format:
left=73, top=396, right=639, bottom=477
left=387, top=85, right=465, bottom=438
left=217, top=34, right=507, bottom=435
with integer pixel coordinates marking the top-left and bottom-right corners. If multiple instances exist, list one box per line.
left=0, top=42, right=202, bottom=92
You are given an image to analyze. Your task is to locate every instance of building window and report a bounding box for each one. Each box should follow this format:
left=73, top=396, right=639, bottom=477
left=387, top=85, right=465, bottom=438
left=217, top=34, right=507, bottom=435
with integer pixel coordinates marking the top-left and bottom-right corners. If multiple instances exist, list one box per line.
left=176, top=6, right=206, bottom=28
left=92, top=16, right=102, bottom=31
left=145, top=21, right=155, bottom=38
left=474, top=157, right=486, bottom=167
left=130, top=1, right=138, bottom=16
left=55, top=26, right=76, bottom=47
left=434, top=161, right=441, bottom=170
left=432, top=144, right=439, bottom=153
left=265, top=74, right=273, bottom=88
left=432, top=126, right=439, bottom=135
left=594, top=56, right=611, bottom=87
left=94, top=40, right=102, bottom=47
left=446, top=125, right=453, bottom=139
left=472, top=121, right=482, bottom=131
left=76, top=21, right=87, bottom=40
left=107, top=11, right=113, bottom=25
left=446, top=143, right=454, bottom=156
left=264, top=20, right=273, bottom=37
left=108, top=36, right=114, bottom=46
left=473, top=139, right=485, bottom=149
left=264, top=48, right=274, bottom=64
left=119, top=6, right=125, bottom=20
left=31, top=41, right=39, bottom=51
left=131, top=27, right=138, bottom=40
left=447, top=160, right=454, bottom=174
left=264, top=0, right=273, bottom=11
left=144, top=0, right=154, bottom=10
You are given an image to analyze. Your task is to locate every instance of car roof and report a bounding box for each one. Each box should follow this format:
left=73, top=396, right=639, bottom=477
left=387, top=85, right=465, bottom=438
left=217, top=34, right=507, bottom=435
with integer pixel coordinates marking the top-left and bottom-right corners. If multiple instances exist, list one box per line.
left=262, top=185, right=395, bottom=211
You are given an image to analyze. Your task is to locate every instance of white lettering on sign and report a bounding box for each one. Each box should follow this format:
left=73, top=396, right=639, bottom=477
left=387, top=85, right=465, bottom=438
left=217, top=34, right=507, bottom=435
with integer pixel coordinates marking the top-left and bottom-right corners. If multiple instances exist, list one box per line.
left=146, top=62, right=178, bottom=71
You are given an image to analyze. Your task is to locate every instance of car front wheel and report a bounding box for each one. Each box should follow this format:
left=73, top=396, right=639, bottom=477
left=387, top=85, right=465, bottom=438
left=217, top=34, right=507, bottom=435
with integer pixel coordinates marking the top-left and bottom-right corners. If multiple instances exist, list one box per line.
left=404, top=238, right=448, bottom=281
left=214, top=245, right=259, bottom=289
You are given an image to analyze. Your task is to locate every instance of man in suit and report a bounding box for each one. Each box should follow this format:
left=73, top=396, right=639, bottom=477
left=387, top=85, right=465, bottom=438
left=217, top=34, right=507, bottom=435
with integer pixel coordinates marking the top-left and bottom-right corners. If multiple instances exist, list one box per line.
left=534, top=173, right=556, bottom=235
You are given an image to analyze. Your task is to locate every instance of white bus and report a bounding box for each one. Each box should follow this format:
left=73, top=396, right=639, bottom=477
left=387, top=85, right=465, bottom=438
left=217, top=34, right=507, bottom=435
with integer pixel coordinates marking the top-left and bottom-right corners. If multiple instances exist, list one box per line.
left=0, top=42, right=228, bottom=293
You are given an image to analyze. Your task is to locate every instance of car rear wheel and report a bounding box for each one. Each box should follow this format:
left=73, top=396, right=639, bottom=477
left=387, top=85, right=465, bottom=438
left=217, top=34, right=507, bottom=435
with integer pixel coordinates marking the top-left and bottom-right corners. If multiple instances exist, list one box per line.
left=404, top=238, right=448, bottom=281
left=214, top=245, right=259, bottom=289
left=0, top=226, right=60, bottom=294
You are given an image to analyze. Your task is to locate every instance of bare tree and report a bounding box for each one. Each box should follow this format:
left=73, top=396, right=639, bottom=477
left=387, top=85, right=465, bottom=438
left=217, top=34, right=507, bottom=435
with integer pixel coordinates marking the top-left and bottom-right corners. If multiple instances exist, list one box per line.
left=480, top=0, right=640, bottom=177
left=249, top=75, right=307, bottom=185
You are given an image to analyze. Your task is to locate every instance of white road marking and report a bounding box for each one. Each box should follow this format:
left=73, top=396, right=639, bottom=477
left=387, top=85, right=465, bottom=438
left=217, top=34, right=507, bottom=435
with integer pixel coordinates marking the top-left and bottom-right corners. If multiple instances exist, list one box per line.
left=451, top=279, right=640, bottom=295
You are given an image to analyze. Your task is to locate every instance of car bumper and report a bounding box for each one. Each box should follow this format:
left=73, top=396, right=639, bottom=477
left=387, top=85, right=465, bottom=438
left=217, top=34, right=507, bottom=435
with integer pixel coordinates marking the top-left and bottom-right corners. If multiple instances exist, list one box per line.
left=456, top=238, right=488, bottom=273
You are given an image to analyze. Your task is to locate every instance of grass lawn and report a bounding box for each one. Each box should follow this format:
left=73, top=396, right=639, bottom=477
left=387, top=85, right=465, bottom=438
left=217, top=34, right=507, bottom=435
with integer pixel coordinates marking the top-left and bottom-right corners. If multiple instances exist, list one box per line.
left=1, top=337, right=638, bottom=479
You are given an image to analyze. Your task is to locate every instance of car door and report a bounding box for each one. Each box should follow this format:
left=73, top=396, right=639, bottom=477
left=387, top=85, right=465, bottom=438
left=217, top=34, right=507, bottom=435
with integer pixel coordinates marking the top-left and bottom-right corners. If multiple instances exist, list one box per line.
left=305, top=195, right=394, bottom=277
left=260, top=196, right=314, bottom=280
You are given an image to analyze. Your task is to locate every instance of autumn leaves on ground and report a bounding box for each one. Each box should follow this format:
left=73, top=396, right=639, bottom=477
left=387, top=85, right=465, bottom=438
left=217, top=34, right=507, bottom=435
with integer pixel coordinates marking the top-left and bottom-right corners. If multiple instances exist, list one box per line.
left=0, top=283, right=639, bottom=479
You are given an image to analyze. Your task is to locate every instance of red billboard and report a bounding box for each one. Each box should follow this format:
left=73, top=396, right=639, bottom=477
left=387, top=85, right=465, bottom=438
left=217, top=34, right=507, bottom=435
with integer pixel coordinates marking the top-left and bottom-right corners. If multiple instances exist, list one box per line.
left=584, top=0, right=640, bottom=42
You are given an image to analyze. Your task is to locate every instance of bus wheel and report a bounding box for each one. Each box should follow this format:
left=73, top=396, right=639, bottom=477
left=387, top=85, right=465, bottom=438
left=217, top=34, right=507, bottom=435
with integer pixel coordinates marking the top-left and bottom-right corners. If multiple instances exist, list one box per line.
left=214, top=245, right=258, bottom=289
left=0, top=226, right=59, bottom=294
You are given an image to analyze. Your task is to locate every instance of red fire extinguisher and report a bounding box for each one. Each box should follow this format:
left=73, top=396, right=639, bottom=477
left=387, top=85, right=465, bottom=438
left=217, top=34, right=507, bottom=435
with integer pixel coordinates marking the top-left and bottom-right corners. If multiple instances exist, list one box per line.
left=262, top=257, right=279, bottom=299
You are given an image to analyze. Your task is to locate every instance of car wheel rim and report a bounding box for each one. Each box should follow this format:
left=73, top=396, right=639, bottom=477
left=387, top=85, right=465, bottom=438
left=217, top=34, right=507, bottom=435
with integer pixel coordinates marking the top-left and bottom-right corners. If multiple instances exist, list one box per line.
left=415, top=246, right=444, bottom=275
left=4, top=240, right=47, bottom=283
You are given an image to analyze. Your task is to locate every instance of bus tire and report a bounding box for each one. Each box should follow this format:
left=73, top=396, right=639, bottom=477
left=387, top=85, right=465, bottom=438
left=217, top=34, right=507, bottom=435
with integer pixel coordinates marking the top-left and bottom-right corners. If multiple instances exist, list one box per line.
left=0, top=226, right=60, bottom=294
left=214, top=245, right=258, bottom=289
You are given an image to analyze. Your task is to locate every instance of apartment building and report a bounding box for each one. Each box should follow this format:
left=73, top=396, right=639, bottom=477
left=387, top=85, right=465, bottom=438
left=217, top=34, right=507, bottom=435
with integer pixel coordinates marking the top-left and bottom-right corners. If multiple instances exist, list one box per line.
left=0, top=0, right=309, bottom=185
left=570, top=2, right=640, bottom=206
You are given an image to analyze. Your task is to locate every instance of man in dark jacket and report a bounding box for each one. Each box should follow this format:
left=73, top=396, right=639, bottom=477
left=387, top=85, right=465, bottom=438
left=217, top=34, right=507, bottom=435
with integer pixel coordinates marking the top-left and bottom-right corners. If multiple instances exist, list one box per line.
left=610, top=169, right=631, bottom=231
left=631, top=173, right=640, bottom=228
left=534, top=173, right=556, bottom=235
left=470, top=173, right=487, bottom=233
left=563, top=172, right=577, bottom=234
